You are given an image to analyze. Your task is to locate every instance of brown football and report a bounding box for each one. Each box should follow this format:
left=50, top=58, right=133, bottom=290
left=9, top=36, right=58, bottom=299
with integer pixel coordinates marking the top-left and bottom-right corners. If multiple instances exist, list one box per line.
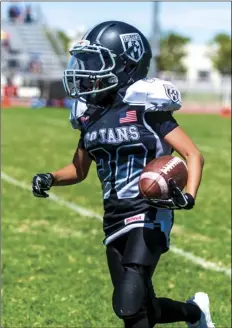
left=139, top=155, right=188, bottom=199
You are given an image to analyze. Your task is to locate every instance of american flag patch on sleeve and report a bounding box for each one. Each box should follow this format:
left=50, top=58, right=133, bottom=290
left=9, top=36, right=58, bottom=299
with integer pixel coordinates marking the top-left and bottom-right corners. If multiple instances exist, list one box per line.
left=119, top=110, right=137, bottom=124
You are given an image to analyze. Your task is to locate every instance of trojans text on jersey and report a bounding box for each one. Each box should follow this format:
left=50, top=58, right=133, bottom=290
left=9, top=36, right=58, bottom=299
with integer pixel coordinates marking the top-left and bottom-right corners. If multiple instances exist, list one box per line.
left=84, top=125, right=140, bottom=148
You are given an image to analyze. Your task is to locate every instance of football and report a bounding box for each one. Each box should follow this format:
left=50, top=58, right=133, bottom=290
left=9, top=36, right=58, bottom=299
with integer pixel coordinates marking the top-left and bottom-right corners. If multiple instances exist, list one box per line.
left=139, top=155, right=188, bottom=199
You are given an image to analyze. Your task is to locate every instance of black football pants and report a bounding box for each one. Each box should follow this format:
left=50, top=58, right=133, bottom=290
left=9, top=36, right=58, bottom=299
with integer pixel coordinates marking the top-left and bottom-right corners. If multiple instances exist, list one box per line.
left=106, top=227, right=201, bottom=328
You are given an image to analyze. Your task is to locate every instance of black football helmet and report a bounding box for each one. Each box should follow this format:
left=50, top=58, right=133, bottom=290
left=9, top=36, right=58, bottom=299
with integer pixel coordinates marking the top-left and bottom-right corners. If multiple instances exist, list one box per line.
left=63, top=21, right=152, bottom=100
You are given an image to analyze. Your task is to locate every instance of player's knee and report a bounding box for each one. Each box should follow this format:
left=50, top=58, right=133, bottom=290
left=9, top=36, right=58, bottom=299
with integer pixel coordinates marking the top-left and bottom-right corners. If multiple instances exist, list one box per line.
left=112, top=265, right=161, bottom=323
left=113, top=265, right=145, bottom=319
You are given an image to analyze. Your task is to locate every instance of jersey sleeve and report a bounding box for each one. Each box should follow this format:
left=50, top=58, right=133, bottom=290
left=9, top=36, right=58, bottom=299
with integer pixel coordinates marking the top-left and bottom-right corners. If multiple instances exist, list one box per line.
left=69, top=99, right=88, bottom=130
left=145, top=111, right=179, bottom=138
left=123, top=78, right=182, bottom=113
left=145, top=79, right=182, bottom=112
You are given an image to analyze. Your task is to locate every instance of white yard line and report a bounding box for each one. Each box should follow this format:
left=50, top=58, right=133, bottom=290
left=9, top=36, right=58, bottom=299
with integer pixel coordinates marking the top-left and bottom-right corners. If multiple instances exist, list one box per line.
left=2, top=172, right=231, bottom=278
left=170, top=246, right=231, bottom=276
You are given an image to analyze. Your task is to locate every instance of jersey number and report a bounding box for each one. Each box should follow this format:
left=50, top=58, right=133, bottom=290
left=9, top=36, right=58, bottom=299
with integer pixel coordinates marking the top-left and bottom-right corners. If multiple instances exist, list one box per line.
left=90, top=144, right=148, bottom=199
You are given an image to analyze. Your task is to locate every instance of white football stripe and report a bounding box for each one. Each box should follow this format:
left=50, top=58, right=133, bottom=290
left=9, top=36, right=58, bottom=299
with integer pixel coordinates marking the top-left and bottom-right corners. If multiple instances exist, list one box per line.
left=161, top=157, right=185, bottom=175
left=174, top=156, right=188, bottom=170
left=1, top=172, right=231, bottom=278
left=140, top=171, right=169, bottom=198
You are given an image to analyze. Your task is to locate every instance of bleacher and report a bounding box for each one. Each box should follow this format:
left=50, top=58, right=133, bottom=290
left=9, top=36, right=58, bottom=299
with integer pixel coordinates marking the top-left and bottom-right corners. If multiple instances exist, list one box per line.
left=1, top=21, right=67, bottom=81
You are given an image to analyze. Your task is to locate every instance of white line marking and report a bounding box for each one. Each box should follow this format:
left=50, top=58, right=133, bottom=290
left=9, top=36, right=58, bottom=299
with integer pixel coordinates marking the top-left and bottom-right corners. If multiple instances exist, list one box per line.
left=1, top=172, right=102, bottom=221
left=1, top=172, right=231, bottom=278
left=171, top=246, right=231, bottom=277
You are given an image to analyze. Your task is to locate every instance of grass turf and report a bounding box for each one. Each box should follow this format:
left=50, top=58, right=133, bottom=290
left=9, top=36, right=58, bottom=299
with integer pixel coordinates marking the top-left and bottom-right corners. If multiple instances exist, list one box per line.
left=1, top=107, right=231, bottom=327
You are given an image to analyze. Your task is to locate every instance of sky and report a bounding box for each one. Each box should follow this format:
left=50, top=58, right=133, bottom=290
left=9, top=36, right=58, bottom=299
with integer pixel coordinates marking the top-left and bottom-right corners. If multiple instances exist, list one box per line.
left=1, top=2, right=231, bottom=44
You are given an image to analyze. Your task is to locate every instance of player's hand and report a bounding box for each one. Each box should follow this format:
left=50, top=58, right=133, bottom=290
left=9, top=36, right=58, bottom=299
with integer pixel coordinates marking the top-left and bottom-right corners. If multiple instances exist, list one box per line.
left=149, top=179, right=195, bottom=210
left=32, top=173, right=54, bottom=198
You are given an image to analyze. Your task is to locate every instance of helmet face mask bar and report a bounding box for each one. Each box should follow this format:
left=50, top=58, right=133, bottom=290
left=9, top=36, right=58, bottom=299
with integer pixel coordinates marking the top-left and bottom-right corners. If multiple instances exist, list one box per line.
left=63, top=40, right=118, bottom=98
left=63, top=21, right=152, bottom=100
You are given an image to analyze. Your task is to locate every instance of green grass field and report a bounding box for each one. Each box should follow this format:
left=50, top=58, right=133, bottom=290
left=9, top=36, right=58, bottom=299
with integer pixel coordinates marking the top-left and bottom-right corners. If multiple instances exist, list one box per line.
left=1, top=108, right=231, bottom=327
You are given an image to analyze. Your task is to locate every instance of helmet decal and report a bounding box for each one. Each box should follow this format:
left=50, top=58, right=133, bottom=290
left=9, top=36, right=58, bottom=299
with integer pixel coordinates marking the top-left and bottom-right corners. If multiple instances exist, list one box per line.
left=63, top=21, right=151, bottom=99
left=119, top=33, right=145, bottom=63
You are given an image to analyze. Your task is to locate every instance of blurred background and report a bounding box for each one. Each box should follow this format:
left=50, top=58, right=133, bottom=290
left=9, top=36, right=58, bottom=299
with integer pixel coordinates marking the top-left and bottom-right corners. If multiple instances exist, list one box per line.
left=1, top=2, right=231, bottom=327
left=1, top=1, right=231, bottom=114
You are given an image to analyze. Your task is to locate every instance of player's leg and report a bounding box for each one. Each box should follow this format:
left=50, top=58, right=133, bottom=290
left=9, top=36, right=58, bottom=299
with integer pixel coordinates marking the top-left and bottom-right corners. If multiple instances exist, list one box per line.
left=156, top=294, right=215, bottom=327
left=151, top=210, right=203, bottom=326
left=106, top=234, right=152, bottom=328
left=106, top=233, right=126, bottom=287
left=121, top=227, right=202, bottom=327
left=156, top=297, right=201, bottom=324
left=107, top=227, right=164, bottom=328
left=106, top=227, right=203, bottom=328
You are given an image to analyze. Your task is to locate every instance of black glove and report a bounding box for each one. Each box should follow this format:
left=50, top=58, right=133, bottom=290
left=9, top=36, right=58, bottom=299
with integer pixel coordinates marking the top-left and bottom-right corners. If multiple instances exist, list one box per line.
left=149, top=179, right=195, bottom=210
left=32, top=173, right=54, bottom=198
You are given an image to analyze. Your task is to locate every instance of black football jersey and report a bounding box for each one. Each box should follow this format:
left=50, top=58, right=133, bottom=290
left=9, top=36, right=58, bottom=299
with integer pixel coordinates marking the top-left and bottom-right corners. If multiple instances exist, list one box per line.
left=70, top=78, right=182, bottom=249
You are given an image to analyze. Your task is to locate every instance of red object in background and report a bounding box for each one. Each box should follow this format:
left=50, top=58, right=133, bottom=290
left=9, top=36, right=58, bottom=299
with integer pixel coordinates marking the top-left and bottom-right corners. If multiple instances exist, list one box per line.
left=4, top=84, right=18, bottom=97
left=220, top=107, right=231, bottom=118
left=2, top=96, right=11, bottom=108
left=49, top=99, right=65, bottom=108
left=2, top=84, right=18, bottom=108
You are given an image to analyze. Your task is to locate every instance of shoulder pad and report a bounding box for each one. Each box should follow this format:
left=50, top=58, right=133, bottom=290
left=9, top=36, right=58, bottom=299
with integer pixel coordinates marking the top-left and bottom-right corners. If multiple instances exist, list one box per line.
left=69, top=98, right=88, bottom=130
left=123, top=78, right=182, bottom=112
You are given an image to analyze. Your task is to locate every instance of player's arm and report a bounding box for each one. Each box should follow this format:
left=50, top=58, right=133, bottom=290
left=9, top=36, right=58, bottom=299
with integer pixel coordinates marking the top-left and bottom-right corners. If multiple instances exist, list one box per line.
left=51, top=147, right=92, bottom=186
left=145, top=111, right=204, bottom=210
left=32, top=144, right=92, bottom=198
left=164, top=126, right=204, bottom=199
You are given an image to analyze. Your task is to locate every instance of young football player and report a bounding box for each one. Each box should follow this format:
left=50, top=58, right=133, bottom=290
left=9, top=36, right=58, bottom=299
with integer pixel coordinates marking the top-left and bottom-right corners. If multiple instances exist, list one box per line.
left=32, top=21, right=215, bottom=328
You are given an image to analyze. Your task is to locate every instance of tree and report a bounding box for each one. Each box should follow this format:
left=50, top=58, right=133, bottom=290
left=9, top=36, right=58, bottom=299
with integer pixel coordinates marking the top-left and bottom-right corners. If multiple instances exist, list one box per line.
left=57, top=30, right=71, bottom=53
left=209, top=33, right=231, bottom=75
left=156, top=32, right=191, bottom=74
